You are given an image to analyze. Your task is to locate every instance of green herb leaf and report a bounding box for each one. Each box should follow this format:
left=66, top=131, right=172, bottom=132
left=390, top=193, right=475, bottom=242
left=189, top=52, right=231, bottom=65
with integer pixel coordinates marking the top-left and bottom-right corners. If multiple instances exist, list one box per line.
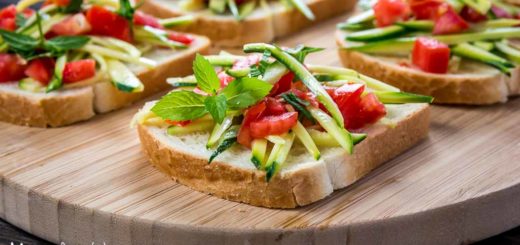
left=15, top=13, right=27, bottom=28
left=222, top=77, right=273, bottom=109
left=45, top=36, right=90, bottom=54
left=62, top=0, right=83, bottom=13
left=281, top=92, right=315, bottom=123
left=193, top=53, right=221, bottom=95
left=117, top=0, right=135, bottom=21
left=0, top=30, right=39, bottom=54
left=284, top=45, right=324, bottom=63
left=204, top=94, right=227, bottom=124
left=208, top=126, right=238, bottom=163
left=151, top=90, right=208, bottom=121
left=249, top=50, right=271, bottom=77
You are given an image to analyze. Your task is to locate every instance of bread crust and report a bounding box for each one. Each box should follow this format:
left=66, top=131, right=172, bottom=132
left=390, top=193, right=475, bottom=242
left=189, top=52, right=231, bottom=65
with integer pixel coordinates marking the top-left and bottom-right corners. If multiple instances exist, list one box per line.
left=137, top=104, right=430, bottom=208
left=140, top=0, right=355, bottom=47
left=335, top=30, right=520, bottom=105
left=0, top=36, right=210, bottom=127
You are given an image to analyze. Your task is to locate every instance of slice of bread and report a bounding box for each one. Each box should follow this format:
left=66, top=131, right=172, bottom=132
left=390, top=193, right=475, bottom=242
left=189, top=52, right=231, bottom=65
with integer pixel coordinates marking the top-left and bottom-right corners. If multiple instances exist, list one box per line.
left=137, top=102, right=430, bottom=208
left=336, top=30, right=520, bottom=105
left=140, top=0, right=356, bottom=47
left=0, top=36, right=210, bottom=127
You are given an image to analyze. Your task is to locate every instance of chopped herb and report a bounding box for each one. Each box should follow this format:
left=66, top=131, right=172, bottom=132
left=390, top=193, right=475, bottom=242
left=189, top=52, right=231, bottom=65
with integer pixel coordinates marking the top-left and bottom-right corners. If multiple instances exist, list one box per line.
left=281, top=92, right=315, bottom=123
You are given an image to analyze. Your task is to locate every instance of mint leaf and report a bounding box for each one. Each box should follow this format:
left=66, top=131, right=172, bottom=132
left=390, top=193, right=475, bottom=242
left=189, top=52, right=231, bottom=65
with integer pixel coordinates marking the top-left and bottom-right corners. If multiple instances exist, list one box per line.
left=117, top=0, right=135, bottom=21
left=222, top=77, right=272, bottom=109
left=193, top=53, right=220, bottom=95
left=45, top=36, right=90, bottom=54
left=63, top=0, right=83, bottom=13
left=15, top=13, right=27, bottom=28
left=0, top=30, right=38, bottom=54
left=151, top=90, right=208, bottom=121
left=204, top=94, right=227, bottom=124
left=284, top=45, right=324, bottom=63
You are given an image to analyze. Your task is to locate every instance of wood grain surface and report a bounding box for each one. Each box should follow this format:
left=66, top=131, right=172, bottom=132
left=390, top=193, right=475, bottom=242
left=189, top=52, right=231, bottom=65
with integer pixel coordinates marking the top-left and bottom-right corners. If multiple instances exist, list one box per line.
left=1, top=12, right=520, bottom=245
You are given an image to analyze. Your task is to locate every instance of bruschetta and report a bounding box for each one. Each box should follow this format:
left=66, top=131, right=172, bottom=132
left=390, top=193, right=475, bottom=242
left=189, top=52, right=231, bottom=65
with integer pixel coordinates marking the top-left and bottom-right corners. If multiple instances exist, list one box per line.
left=140, top=0, right=356, bottom=47
left=133, top=43, right=432, bottom=208
left=336, top=0, right=520, bottom=105
left=0, top=0, right=210, bottom=127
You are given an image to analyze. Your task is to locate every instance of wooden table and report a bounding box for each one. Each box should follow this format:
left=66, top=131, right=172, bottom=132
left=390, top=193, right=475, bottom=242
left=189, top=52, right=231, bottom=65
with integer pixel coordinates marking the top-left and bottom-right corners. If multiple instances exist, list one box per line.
left=1, top=5, right=520, bottom=245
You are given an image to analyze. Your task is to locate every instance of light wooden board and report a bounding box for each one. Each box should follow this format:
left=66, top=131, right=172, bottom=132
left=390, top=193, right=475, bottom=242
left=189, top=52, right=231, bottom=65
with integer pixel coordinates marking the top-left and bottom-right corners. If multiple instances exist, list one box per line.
left=1, top=13, right=520, bottom=245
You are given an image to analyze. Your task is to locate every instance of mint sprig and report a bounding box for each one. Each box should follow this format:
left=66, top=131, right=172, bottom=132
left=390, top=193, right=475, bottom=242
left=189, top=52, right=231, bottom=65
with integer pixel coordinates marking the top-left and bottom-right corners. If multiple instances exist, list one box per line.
left=152, top=54, right=273, bottom=124
left=193, top=53, right=221, bottom=95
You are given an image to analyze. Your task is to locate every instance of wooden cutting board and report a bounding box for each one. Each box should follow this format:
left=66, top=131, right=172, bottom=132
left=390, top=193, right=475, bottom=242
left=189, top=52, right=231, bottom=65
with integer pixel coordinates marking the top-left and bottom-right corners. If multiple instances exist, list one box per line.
left=1, top=14, right=520, bottom=245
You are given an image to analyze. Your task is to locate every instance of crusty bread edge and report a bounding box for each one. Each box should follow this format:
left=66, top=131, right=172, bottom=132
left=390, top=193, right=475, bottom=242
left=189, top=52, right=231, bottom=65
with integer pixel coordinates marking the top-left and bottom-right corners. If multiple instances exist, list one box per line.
left=137, top=104, right=430, bottom=209
left=0, top=36, right=210, bottom=128
left=140, top=0, right=355, bottom=47
left=335, top=30, right=519, bottom=105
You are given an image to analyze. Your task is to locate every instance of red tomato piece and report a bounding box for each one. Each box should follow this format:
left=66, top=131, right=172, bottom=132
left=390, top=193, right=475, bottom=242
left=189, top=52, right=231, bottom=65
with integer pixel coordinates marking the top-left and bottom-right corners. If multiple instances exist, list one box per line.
left=237, top=101, right=267, bottom=147
left=85, top=6, right=132, bottom=42
left=269, top=72, right=294, bottom=96
left=250, top=112, right=298, bottom=138
left=412, top=37, right=450, bottom=74
left=51, top=13, right=92, bottom=36
left=218, top=71, right=234, bottom=87
left=54, top=0, right=71, bottom=6
left=165, top=119, right=191, bottom=126
left=0, top=54, right=26, bottom=83
left=25, top=58, right=55, bottom=85
left=22, top=8, right=35, bottom=18
left=433, top=4, right=469, bottom=34
left=265, top=97, right=287, bottom=115
left=373, top=0, right=410, bottom=27
left=409, top=0, right=443, bottom=20
left=0, top=5, right=16, bottom=19
left=133, top=11, right=162, bottom=28
left=491, top=5, right=513, bottom=19
left=233, top=55, right=260, bottom=69
left=0, top=18, right=16, bottom=31
left=327, top=83, right=365, bottom=109
left=354, top=93, right=387, bottom=129
left=62, top=59, right=96, bottom=83
left=460, top=6, right=487, bottom=22
left=167, top=32, right=195, bottom=45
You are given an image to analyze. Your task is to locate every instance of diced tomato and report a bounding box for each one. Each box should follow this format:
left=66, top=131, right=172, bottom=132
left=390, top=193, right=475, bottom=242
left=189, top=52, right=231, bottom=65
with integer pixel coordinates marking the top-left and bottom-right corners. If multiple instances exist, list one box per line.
left=269, top=72, right=294, bottom=96
left=327, top=84, right=386, bottom=130
left=265, top=97, right=286, bottom=115
left=373, top=0, right=410, bottom=27
left=0, top=5, right=16, bottom=19
left=62, top=59, right=96, bottom=83
left=54, top=0, right=71, bottom=6
left=25, top=58, right=55, bottom=85
left=491, top=5, right=513, bottom=19
left=133, top=11, right=162, bottom=28
left=237, top=101, right=267, bottom=147
left=51, top=13, right=92, bottom=36
left=409, top=0, right=443, bottom=20
left=165, top=119, right=191, bottom=126
left=460, top=6, right=487, bottom=22
left=412, top=37, right=450, bottom=74
left=250, top=112, right=298, bottom=138
left=22, top=8, right=34, bottom=18
left=167, top=32, right=194, bottom=45
left=433, top=4, right=469, bottom=34
left=233, top=55, right=260, bottom=69
left=218, top=71, right=234, bottom=87
left=0, top=18, right=16, bottom=31
left=0, top=54, right=26, bottom=83
left=85, top=6, right=132, bottom=42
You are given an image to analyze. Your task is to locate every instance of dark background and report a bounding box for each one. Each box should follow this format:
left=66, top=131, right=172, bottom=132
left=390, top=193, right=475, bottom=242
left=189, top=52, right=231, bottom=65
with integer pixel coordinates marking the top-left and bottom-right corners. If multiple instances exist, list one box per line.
left=1, top=0, right=520, bottom=244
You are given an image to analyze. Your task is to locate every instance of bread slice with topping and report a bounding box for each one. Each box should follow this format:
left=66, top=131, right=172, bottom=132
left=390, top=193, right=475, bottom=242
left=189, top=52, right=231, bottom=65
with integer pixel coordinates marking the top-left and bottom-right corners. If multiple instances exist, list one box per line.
left=140, top=0, right=356, bottom=47
left=0, top=37, right=210, bottom=127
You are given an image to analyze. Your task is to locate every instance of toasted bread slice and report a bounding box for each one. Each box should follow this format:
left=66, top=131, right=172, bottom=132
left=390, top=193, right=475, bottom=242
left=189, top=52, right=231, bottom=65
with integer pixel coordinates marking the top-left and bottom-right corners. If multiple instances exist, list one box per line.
left=140, top=0, right=355, bottom=47
left=0, top=36, right=210, bottom=127
left=137, top=103, right=430, bottom=208
left=336, top=30, right=520, bottom=105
